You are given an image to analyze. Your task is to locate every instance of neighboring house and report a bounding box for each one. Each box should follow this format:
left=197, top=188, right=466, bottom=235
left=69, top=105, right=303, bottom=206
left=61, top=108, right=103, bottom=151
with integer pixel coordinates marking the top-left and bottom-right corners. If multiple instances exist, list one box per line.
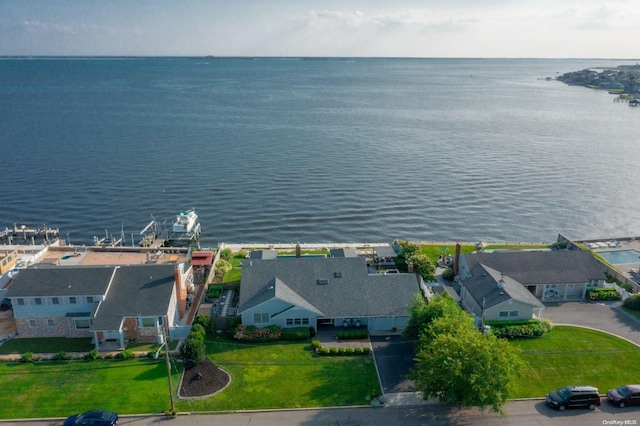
left=454, top=250, right=607, bottom=320
left=6, top=263, right=193, bottom=349
left=238, top=257, right=422, bottom=332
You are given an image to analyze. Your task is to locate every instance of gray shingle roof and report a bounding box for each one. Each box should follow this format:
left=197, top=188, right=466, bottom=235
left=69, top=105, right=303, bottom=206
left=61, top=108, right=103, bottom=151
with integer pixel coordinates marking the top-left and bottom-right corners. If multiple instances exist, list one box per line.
left=7, top=265, right=115, bottom=297
left=463, top=251, right=606, bottom=284
left=91, top=264, right=176, bottom=330
left=463, top=263, right=544, bottom=309
left=238, top=257, right=420, bottom=317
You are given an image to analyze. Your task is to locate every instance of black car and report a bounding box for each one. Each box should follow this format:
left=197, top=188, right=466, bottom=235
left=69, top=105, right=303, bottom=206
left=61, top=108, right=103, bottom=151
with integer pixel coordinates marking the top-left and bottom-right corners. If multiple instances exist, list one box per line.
left=546, top=385, right=601, bottom=411
left=63, top=410, right=118, bottom=426
left=607, top=384, right=640, bottom=407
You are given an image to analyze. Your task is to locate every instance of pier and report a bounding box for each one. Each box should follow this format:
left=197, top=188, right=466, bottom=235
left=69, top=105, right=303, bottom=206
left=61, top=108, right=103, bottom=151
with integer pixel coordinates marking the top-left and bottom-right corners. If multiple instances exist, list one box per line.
left=0, top=224, right=60, bottom=245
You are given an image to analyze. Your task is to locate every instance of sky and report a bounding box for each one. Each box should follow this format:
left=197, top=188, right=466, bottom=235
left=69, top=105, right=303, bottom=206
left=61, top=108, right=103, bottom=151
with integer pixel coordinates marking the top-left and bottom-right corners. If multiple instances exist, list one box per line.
left=1, top=0, right=639, bottom=58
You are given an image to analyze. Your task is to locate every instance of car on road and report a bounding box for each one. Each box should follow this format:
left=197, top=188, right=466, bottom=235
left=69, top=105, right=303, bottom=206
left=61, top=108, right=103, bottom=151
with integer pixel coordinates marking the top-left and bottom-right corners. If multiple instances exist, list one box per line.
left=63, top=410, right=118, bottom=426
left=607, top=384, right=640, bottom=407
left=546, top=385, right=601, bottom=411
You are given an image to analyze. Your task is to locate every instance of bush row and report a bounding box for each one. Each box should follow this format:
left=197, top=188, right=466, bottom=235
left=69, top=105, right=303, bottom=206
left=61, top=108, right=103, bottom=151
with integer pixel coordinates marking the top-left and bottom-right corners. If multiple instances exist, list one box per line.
left=232, top=324, right=317, bottom=342
left=486, top=319, right=553, bottom=339
left=281, top=327, right=312, bottom=341
left=623, top=294, right=640, bottom=311
left=587, top=288, right=621, bottom=301
left=316, top=346, right=371, bottom=356
left=336, top=330, right=368, bottom=340
left=5, top=348, right=148, bottom=363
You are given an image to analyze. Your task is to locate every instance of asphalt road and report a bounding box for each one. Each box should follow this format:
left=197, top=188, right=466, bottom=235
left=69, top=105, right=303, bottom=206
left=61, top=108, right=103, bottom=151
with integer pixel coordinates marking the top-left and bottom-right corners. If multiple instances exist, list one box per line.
left=4, top=400, right=639, bottom=426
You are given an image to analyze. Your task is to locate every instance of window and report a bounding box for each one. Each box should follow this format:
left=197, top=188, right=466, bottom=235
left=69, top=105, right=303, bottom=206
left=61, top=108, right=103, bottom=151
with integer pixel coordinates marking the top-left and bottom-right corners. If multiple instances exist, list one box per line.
left=294, top=318, right=302, bottom=325
left=302, top=318, right=309, bottom=325
left=17, top=298, right=25, bottom=306
left=34, top=298, right=42, bottom=305
left=87, top=296, right=94, bottom=303
left=52, top=297, right=60, bottom=305
left=499, top=311, right=509, bottom=318
left=47, top=319, right=55, bottom=328
left=69, top=297, right=77, bottom=304
left=286, top=318, right=309, bottom=326
left=286, top=319, right=293, bottom=325
left=509, top=311, right=519, bottom=317
left=138, top=317, right=156, bottom=327
left=74, top=319, right=91, bottom=329
left=254, top=313, right=269, bottom=324
left=28, top=319, right=37, bottom=328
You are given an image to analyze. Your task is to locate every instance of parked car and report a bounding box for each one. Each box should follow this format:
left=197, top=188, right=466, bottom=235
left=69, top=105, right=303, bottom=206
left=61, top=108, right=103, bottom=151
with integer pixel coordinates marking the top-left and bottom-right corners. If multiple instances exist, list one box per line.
left=546, top=385, right=601, bottom=411
left=63, top=410, right=118, bottom=426
left=607, top=384, right=640, bottom=407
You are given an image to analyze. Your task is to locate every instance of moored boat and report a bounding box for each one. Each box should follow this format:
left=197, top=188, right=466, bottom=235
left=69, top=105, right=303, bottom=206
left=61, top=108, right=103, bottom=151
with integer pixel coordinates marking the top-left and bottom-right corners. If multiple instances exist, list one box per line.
left=164, top=209, right=201, bottom=247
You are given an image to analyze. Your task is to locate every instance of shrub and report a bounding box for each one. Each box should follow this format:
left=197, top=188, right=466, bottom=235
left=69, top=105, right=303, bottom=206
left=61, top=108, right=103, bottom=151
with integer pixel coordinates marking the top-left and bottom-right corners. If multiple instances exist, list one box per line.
left=220, top=248, right=232, bottom=260
left=214, top=260, right=232, bottom=276
left=487, top=319, right=554, bottom=339
left=338, top=347, right=345, bottom=355
left=190, top=324, right=206, bottom=340
left=362, top=347, right=371, bottom=355
left=329, top=347, right=337, bottom=356
left=103, top=353, right=115, bottom=360
left=442, top=268, right=455, bottom=282
left=233, top=324, right=282, bottom=342
left=20, top=352, right=34, bottom=363
left=281, top=327, right=311, bottom=341
left=311, top=340, right=322, bottom=349
left=587, top=288, right=621, bottom=301
left=206, top=285, right=224, bottom=300
left=180, top=336, right=206, bottom=364
left=345, top=347, right=353, bottom=356
left=193, top=315, right=213, bottom=334
left=85, top=349, right=101, bottom=361
left=117, top=349, right=134, bottom=360
left=336, top=330, right=368, bottom=340
left=53, top=351, right=67, bottom=361
left=309, top=326, right=316, bottom=338
left=623, top=294, right=640, bottom=311
left=319, top=347, right=328, bottom=355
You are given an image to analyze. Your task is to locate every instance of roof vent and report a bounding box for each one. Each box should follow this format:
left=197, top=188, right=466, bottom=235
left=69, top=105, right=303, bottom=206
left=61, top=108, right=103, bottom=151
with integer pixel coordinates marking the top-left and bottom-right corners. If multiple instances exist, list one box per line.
left=317, top=278, right=329, bottom=285
left=334, top=271, right=343, bottom=278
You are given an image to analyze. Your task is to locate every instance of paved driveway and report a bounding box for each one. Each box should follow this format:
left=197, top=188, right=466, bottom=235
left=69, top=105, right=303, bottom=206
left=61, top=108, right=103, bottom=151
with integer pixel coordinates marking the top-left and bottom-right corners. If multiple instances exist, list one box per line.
left=542, top=301, right=640, bottom=345
left=369, top=335, right=416, bottom=393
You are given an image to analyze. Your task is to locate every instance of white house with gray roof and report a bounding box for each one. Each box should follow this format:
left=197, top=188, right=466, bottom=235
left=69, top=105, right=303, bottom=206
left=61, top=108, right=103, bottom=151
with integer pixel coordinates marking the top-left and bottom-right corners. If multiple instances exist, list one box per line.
left=455, top=250, right=607, bottom=320
left=238, top=257, right=422, bottom=332
left=7, top=263, right=192, bottom=349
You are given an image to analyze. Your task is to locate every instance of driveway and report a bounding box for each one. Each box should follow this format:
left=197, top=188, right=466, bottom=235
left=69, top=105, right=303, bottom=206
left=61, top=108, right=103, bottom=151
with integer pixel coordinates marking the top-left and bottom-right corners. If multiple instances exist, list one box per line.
left=369, top=334, right=416, bottom=393
left=542, top=301, right=640, bottom=345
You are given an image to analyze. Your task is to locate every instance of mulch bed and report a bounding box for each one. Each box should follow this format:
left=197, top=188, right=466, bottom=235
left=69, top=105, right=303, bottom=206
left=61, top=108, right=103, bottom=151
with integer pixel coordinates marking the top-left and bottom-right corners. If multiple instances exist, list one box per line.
left=179, top=357, right=230, bottom=398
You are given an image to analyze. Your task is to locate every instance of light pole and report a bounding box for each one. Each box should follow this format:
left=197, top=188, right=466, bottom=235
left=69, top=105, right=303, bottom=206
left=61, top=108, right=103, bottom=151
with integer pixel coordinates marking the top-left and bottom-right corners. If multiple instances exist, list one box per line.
left=155, top=320, right=175, bottom=414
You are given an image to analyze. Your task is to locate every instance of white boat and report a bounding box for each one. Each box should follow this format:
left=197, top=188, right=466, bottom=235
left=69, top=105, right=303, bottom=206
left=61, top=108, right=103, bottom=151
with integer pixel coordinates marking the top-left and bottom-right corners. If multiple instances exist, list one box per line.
left=165, top=209, right=201, bottom=247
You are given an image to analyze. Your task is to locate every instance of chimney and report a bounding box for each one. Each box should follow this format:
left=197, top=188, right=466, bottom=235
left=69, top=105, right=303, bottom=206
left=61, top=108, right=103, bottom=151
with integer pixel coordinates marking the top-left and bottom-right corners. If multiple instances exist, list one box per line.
left=174, top=264, right=187, bottom=319
left=296, top=243, right=301, bottom=258
left=453, top=243, right=461, bottom=276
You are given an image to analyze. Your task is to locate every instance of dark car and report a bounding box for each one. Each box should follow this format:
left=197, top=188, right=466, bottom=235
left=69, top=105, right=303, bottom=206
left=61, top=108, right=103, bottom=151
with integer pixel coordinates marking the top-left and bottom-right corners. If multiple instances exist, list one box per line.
left=63, top=410, right=118, bottom=426
left=546, top=385, right=601, bottom=411
left=607, top=384, right=640, bottom=407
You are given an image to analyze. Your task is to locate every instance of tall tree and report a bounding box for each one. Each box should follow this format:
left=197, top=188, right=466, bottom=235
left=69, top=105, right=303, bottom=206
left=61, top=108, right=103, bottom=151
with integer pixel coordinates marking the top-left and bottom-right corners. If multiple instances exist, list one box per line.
left=411, top=319, right=522, bottom=415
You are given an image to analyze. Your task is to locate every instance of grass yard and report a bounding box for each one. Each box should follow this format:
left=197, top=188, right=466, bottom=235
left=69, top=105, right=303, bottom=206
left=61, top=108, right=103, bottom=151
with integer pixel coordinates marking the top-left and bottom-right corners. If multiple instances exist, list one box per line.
left=175, top=335, right=381, bottom=412
left=0, top=359, right=182, bottom=419
left=0, top=337, right=94, bottom=355
left=0, top=335, right=379, bottom=418
left=510, top=325, right=640, bottom=398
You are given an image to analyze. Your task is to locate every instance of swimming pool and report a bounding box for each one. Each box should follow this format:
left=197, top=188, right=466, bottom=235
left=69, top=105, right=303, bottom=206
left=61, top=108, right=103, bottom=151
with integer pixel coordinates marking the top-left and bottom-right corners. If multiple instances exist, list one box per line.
left=598, top=250, right=640, bottom=264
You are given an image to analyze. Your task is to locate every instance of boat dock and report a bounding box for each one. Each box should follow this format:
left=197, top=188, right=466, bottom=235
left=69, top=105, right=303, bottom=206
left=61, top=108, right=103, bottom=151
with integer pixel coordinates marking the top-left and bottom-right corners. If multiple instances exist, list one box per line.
left=0, top=224, right=60, bottom=245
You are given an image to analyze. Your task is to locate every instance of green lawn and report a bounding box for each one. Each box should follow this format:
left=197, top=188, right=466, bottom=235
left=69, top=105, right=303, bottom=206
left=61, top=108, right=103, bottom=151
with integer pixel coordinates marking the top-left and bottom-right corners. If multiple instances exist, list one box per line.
left=0, top=335, right=380, bottom=418
left=0, top=337, right=94, bottom=355
left=510, top=326, right=640, bottom=398
left=176, top=335, right=380, bottom=411
left=0, top=359, right=181, bottom=419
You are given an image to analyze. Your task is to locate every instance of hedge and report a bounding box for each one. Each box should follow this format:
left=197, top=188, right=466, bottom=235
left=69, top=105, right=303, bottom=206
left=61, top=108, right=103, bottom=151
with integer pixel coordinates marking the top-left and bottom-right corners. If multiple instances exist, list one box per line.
left=281, top=327, right=311, bottom=341
left=587, top=288, right=621, bottom=301
left=623, top=294, right=640, bottom=311
left=336, top=330, right=368, bottom=340
left=486, top=319, right=553, bottom=339
left=313, top=344, right=371, bottom=356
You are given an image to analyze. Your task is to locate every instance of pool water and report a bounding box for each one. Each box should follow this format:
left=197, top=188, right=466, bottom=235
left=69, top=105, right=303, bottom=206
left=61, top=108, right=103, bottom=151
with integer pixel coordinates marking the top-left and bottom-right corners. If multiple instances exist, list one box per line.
left=598, top=250, right=640, bottom=264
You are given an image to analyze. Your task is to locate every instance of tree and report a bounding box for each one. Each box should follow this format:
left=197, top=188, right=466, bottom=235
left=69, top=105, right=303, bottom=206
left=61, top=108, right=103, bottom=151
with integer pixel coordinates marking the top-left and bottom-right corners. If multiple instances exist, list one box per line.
left=411, top=316, right=523, bottom=415
left=397, top=240, right=420, bottom=259
left=408, top=253, right=436, bottom=280
left=180, top=336, right=206, bottom=364
left=403, top=293, right=462, bottom=340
